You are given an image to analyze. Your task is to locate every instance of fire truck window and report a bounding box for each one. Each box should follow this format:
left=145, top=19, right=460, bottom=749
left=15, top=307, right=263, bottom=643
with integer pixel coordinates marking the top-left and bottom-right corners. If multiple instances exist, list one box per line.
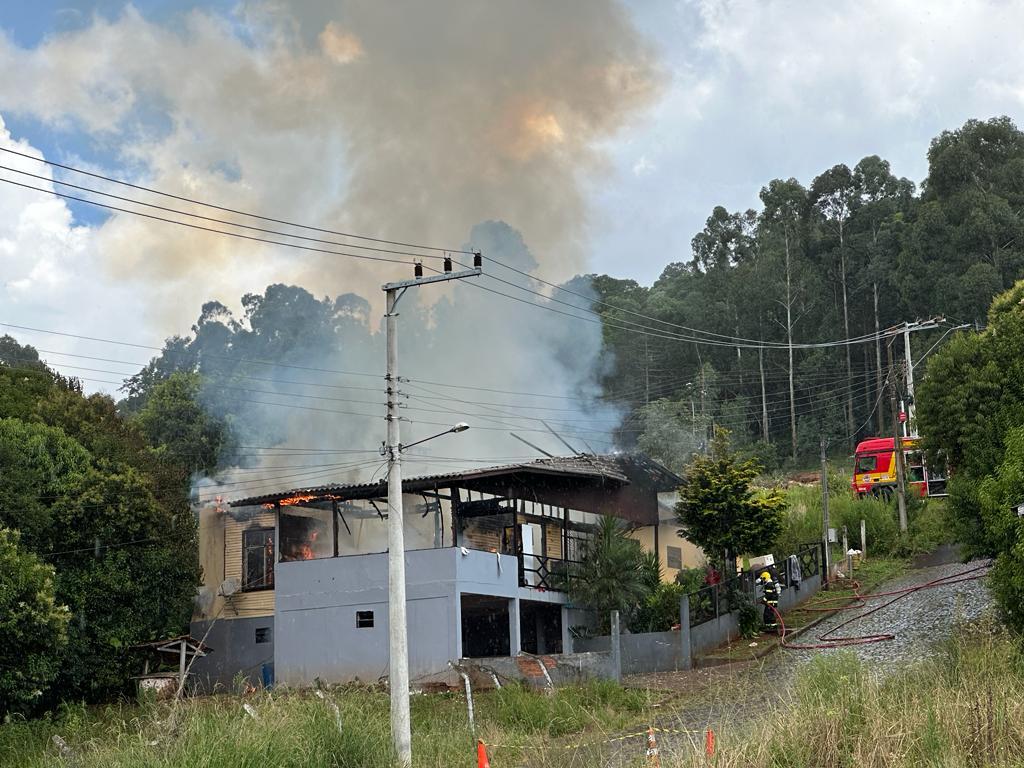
left=242, top=528, right=275, bottom=590
left=356, top=610, right=374, bottom=628
left=279, top=505, right=334, bottom=561
left=855, top=455, right=878, bottom=473
left=908, top=465, right=925, bottom=483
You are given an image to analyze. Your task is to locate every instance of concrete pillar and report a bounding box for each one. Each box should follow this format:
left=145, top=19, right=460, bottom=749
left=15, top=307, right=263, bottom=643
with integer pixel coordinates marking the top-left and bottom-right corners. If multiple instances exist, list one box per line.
left=679, top=594, right=692, bottom=670
left=610, top=610, right=622, bottom=682
left=508, top=598, right=521, bottom=655
left=560, top=606, right=572, bottom=654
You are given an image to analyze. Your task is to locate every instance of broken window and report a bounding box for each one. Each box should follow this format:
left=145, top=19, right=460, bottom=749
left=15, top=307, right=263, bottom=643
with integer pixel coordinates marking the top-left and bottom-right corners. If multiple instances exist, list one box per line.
left=255, top=627, right=271, bottom=644
left=279, top=504, right=334, bottom=561
left=242, top=528, right=275, bottom=590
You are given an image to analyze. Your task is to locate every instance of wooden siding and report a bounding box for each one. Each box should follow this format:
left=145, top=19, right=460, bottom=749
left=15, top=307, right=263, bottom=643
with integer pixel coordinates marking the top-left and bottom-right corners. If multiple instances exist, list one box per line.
left=223, top=510, right=276, bottom=618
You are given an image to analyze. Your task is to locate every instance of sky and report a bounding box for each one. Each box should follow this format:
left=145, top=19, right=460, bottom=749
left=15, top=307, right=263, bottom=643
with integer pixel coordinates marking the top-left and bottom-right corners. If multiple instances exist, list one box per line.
left=2, top=0, right=1024, bottom=395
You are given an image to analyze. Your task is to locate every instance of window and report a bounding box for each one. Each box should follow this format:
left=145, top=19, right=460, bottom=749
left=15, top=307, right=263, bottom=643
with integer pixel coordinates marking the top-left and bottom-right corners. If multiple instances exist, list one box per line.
left=666, top=546, right=683, bottom=570
left=855, top=455, right=879, bottom=473
left=242, top=528, right=275, bottom=591
left=356, top=610, right=375, bottom=628
left=255, top=627, right=271, bottom=644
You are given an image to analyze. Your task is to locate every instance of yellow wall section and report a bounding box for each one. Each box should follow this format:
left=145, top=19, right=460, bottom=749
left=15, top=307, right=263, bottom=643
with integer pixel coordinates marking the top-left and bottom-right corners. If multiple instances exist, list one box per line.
left=221, top=509, right=277, bottom=619
left=629, top=522, right=704, bottom=583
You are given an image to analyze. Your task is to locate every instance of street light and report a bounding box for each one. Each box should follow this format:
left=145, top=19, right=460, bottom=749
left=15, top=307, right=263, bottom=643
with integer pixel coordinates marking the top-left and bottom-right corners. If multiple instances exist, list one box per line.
left=401, top=423, right=470, bottom=452
left=382, top=423, right=471, bottom=456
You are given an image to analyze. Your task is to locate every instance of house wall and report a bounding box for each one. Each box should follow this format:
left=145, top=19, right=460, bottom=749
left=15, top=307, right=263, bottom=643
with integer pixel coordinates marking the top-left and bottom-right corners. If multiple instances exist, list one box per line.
left=188, top=615, right=275, bottom=692
left=629, top=495, right=704, bottom=583
left=274, top=548, right=526, bottom=686
left=223, top=508, right=277, bottom=618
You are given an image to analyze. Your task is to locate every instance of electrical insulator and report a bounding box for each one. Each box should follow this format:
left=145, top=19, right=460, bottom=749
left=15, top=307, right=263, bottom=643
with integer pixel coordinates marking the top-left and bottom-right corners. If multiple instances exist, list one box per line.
left=473, top=251, right=482, bottom=269
left=414, top=262, right=423, bottom=278
left=444, top=256, right=453, bottom=272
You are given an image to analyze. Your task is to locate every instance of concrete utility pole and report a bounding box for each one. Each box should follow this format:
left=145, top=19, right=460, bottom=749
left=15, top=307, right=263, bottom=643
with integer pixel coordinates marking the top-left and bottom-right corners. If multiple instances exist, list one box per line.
left=382, top=254, right=481, bottom=767
left=886, top=343, right=908, bottom=533
left=897, top=318, right=939, bottom=437
left=820, top=436, right=831, bottom=586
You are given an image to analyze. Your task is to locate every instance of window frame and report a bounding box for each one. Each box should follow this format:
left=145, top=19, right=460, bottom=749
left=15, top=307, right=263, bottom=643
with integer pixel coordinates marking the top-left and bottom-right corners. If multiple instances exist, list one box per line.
left=242, top=527, right=276, bottom=592
left=666, top=545, right=683, bottom=570
left=356, top=610, right=375, bottom=628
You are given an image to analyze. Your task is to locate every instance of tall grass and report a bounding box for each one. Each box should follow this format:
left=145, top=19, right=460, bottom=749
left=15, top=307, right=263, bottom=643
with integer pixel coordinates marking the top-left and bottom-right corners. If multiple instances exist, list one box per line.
left=775, top=482, right=952, bottom=559
left=0, top=681, right=654, bottom=768
left=664, top=620, right=1024, bottom=768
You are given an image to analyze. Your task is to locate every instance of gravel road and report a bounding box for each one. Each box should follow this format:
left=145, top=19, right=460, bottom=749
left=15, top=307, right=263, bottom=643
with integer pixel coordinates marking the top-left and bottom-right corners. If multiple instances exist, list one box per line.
left=780, top=558, right=992, bottom=671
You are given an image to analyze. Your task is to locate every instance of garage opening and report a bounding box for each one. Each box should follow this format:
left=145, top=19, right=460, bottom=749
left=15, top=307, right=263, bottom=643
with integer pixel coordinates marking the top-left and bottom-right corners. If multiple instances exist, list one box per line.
left=460, top=594, right=511, bottom=658
left=520, top=601, right=562, bottom=654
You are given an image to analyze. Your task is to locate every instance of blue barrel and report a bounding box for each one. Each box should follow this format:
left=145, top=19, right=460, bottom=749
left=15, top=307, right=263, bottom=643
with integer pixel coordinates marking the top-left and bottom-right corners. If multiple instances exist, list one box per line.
left=261, top=662, right=275, bottom=689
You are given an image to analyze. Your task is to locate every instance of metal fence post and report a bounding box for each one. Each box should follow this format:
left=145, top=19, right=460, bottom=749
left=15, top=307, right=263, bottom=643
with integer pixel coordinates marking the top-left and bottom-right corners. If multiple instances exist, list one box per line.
left=610, top=610, right=622, bottom=682
left=712, top=583, right=720, bottom=620
left=680, top=594, right=692, bottom=670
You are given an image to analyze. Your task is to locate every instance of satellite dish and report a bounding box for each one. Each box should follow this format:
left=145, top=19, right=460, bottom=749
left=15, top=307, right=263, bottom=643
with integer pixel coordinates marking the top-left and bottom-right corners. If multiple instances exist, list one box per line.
left=219, top=578, right=240, bottom=597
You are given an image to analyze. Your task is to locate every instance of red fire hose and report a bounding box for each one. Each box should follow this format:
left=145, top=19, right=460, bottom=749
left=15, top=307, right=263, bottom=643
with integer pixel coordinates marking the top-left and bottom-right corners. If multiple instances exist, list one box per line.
left=770, top=562, right=990, bottom=650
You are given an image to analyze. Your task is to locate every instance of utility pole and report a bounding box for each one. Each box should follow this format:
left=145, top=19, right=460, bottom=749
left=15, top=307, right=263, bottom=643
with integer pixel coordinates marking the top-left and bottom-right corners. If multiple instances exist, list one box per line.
left=896, top=318, right=939, bottom=437
left=886, top=342, right=908, bottom=533
left=383, top=254, right=482, bottom=767
left=903, top=324, right=915, bottom=435
left=820, top=436, right=831, bottom=586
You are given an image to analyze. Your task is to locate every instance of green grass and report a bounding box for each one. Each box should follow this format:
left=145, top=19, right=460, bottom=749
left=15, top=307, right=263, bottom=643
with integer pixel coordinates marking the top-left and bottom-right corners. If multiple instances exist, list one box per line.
left=0, top=681, right=657, bottom=768
left=776, top=482, right=954, bottom=560
left=663, top=619, right=1024, bottom=767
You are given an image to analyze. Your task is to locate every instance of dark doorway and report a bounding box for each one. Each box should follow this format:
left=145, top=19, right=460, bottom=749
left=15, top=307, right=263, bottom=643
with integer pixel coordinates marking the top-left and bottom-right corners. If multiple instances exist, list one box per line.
left=461, top=594, right=511, bottom=658
left=520, top=602, right=563, bottom=654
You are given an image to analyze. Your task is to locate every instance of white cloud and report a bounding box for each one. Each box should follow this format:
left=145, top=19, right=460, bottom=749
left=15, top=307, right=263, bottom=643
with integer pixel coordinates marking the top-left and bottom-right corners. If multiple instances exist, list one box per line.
left=590, top=0, right=1024, bottom=281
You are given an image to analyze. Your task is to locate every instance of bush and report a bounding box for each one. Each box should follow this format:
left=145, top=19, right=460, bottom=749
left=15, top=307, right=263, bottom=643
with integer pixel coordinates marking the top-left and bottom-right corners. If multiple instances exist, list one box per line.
left=0, top=529, right=69, bottom=719
left=630, top=582, right=685, bottom=633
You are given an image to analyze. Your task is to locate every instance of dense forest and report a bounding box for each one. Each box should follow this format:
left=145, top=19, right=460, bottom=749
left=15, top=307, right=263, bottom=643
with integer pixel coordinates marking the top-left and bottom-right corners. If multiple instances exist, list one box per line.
left=593, top=116, right=1024, bottom=467
left=0, top=337, right=198, bottom=718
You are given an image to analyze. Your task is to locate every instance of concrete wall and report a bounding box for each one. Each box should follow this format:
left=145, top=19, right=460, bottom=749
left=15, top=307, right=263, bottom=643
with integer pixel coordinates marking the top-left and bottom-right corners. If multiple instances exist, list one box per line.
left=461, top=652, right=615, bottom=687
left=189, top=616, right=274, bottom=692
left=574, top=630, right=687, bottom=675
left=274, top=547, right=555, bottom=687
left=689, top=571, right=823, bottom=658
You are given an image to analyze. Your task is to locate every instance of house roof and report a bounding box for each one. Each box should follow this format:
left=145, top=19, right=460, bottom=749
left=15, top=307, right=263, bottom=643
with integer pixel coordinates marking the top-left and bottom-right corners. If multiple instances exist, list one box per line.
left=228, top=453, right=681, bottom=512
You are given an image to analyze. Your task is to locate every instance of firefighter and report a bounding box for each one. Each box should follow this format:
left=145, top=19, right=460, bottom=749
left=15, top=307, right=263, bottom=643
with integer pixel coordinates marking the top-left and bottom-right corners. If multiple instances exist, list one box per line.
left=758, top=569, right=780, bottom=634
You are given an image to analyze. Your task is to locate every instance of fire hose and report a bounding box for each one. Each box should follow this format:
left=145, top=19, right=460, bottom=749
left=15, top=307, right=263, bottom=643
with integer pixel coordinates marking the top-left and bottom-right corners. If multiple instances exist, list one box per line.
left=769, top=562, right=991, bottom=649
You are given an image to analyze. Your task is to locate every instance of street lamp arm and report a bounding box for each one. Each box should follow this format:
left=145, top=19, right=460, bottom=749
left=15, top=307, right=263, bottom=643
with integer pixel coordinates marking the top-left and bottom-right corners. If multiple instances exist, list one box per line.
left=400, top=422, right=470, bottom=452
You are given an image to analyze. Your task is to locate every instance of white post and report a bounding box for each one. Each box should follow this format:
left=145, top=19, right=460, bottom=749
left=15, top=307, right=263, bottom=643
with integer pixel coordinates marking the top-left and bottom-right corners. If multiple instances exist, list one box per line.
left=385, top=287, right=412, bottom=767
left=903, top=323, right=916, bottom=436
left=820, top=437, right=831, bottom=586
left=860, top=518, right=867, bottom=561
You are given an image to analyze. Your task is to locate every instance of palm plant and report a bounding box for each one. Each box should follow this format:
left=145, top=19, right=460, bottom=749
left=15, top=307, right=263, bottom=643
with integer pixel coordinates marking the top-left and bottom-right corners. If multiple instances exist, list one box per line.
left=568, top=516, right=649, bottom=632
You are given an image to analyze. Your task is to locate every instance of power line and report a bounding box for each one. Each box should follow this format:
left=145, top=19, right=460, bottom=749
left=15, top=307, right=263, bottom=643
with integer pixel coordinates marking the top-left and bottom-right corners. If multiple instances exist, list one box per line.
left=0, top=146, right=473, bottom=255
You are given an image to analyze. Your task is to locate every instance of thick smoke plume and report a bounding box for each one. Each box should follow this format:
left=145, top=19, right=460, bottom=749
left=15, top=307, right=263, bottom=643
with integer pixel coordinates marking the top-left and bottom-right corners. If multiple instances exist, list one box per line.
left=0, top=2, right=658, bottom=328
left=0, top=2, right=659, bottom=494
left=184, top=221, right=624, bottom=499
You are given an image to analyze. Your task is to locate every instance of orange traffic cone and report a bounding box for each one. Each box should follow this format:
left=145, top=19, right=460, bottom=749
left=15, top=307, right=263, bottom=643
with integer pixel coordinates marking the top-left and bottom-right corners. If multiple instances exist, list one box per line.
left=476, top=740, right=490, bottom=768
left=705, top=727, right=715, bottom=757
left=645, top=726, right=661, bottom=767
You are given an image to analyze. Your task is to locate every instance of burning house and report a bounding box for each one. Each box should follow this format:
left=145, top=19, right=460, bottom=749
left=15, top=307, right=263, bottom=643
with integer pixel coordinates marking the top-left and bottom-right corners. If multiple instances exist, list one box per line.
left=190, top=453, right=697, bottom=690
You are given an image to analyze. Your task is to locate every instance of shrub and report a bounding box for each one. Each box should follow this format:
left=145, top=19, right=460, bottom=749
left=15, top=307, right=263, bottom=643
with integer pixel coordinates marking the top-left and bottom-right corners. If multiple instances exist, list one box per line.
left=0, top=529, right=69, bottom=719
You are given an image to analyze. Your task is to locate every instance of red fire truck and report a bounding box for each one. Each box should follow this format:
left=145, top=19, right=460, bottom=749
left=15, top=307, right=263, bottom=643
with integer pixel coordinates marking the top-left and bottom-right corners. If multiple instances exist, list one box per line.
left=851, top=436, right=948, bottom=499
